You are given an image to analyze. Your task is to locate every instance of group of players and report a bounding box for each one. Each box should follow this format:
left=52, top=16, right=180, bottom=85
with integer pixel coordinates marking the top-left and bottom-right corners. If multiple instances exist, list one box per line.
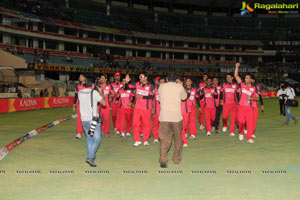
left=73, top=62, right=264, bottom=146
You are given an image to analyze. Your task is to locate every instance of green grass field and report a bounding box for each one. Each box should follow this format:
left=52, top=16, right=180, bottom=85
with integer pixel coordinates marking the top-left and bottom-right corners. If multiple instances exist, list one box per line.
left=0, top=98, right=300, bottom=200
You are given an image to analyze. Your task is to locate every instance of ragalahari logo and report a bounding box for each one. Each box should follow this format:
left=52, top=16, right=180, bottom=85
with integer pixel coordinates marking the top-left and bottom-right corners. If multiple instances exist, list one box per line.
left=241, top=2, right=255, bottom=15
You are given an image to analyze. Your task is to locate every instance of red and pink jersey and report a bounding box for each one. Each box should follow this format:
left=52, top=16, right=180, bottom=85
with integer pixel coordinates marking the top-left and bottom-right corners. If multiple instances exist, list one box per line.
left=111, top=82, right=123, bottom=103
left=116, top=88, right=134, bottom=109
left=74, top=83, right=86, bottom=104
left=214, top=85, right=222, bottom=107
left=132, top=82, right=155, bottom=110
left=101, top=84, right=115, bottom=108
left=198, top=82, right=207, bottom=103
left=75, top=83, right=86, bottom=93
left=251, top=85, right=261, bottom=108
left=238, top=83, right=258, bottom=107
left=201, top=87, right=217, bottom=108
left=181, top=87, right=197, bottom=114
left=221, top=83, right=238, bottom=104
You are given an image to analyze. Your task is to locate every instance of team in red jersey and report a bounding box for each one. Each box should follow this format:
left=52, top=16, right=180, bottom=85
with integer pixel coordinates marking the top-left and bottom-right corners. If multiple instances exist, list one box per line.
left=73, top=63, right=263, bottom=145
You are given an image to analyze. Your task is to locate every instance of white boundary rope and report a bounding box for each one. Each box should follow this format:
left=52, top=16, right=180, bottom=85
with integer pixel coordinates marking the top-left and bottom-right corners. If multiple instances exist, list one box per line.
left=0, top=114, right=77, bottom=161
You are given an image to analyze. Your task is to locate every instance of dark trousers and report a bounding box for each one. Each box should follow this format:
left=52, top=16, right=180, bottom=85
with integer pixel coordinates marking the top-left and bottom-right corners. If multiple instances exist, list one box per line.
left=279, top=99, right=285, bottom=115
left=159, top=121, right=183, bottom=164
left=213, top=105, right=223, bottom=130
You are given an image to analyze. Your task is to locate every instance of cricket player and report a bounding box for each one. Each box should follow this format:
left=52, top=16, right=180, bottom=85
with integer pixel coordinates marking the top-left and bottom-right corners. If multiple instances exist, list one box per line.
left=181, top=78, right=197, bottom=145
left=197, top=74, right=207, bottom=130
left=115, top=78, right=134, bottom=138
left=111, top=72, right=123, bottom=135
left=124, top=73, right=155, bottom=147
left=212, top=77, right=222, bottom=133
left=234, top=63, right=259, bottom=143
left=220, top=73, right=239, bottom=136
left=98, top=74, right=115, bottom=138
left=199, top=77, right=218, bottom=136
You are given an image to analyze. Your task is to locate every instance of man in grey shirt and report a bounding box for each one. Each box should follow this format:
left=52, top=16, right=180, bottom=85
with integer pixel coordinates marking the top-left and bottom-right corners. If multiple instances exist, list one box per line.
left=78, top=78, right=106, bottom=167
left=158, top=73, right=187, bottom=168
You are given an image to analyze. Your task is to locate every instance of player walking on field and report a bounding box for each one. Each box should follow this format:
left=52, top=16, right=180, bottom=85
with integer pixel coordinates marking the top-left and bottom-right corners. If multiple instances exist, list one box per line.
left=124, top=73, right=155, bottom=147
left=220, top=73, right=239, bottom=136
left=197, top=74, right=207, bottom=130
left=234, top=63, right=259, bottom=143
left=199, top=77, right=218, bottom=136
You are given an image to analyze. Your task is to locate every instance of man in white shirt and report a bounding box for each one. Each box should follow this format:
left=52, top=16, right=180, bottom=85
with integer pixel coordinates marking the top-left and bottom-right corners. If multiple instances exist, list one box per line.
left=284, top=84, right=298, bottom=125
left=277, top=84, right=286, bottom=116
left=78, top=78, right=106, bottom=167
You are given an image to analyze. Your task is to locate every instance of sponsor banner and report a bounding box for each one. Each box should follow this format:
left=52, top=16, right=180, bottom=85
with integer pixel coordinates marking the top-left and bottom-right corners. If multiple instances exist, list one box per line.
left=0, top=114, right=77, bottom=161
left=0, top=97, right=74, bottom=114
left=11, top=98, right=44, bottom=112
left=30, top=64, right=279, bottom=78
left=0, top=99, right=9, bottom=113
left=261, top=92, right=277, bottom=98
left=48, top=97, right=73, bottom=108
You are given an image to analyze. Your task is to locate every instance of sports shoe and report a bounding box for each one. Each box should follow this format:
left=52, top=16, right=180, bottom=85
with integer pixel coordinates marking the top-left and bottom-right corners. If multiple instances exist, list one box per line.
left=75, top=133, right=81, bottom=139
left=120, top=133, right=125, bottom=138
left=86, top=159, right=97, bottom=167
left=207, top=132, right=211, bottom=136
left=239, top=134, right=244, bottom=141
left=126, top=133, right=131, bottom=137
left=295, top=118, right=299, bottom=125
left=229, top=133, right=235, bottom=136
left=153, top=139, right=159, bottom=144
left=143, top=141, right=149, bottom=146
left=247, top=139, right=254, bottom=144
left=222, top=126, right=227, bottom=132
left=215, top=129, right=219, bottom=134
left=190, top=135, right=197, bottom=140
left=133, top=141, right=142, bottom=147
left=244, top=129, right=247, bottom=134
left=183, top=143, right=188, bottom=147
left=115, top=131, right=120, bottom=135
left=252, top=134, right=256, bottom=138
left=199, top=125, right=205, bottom=130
